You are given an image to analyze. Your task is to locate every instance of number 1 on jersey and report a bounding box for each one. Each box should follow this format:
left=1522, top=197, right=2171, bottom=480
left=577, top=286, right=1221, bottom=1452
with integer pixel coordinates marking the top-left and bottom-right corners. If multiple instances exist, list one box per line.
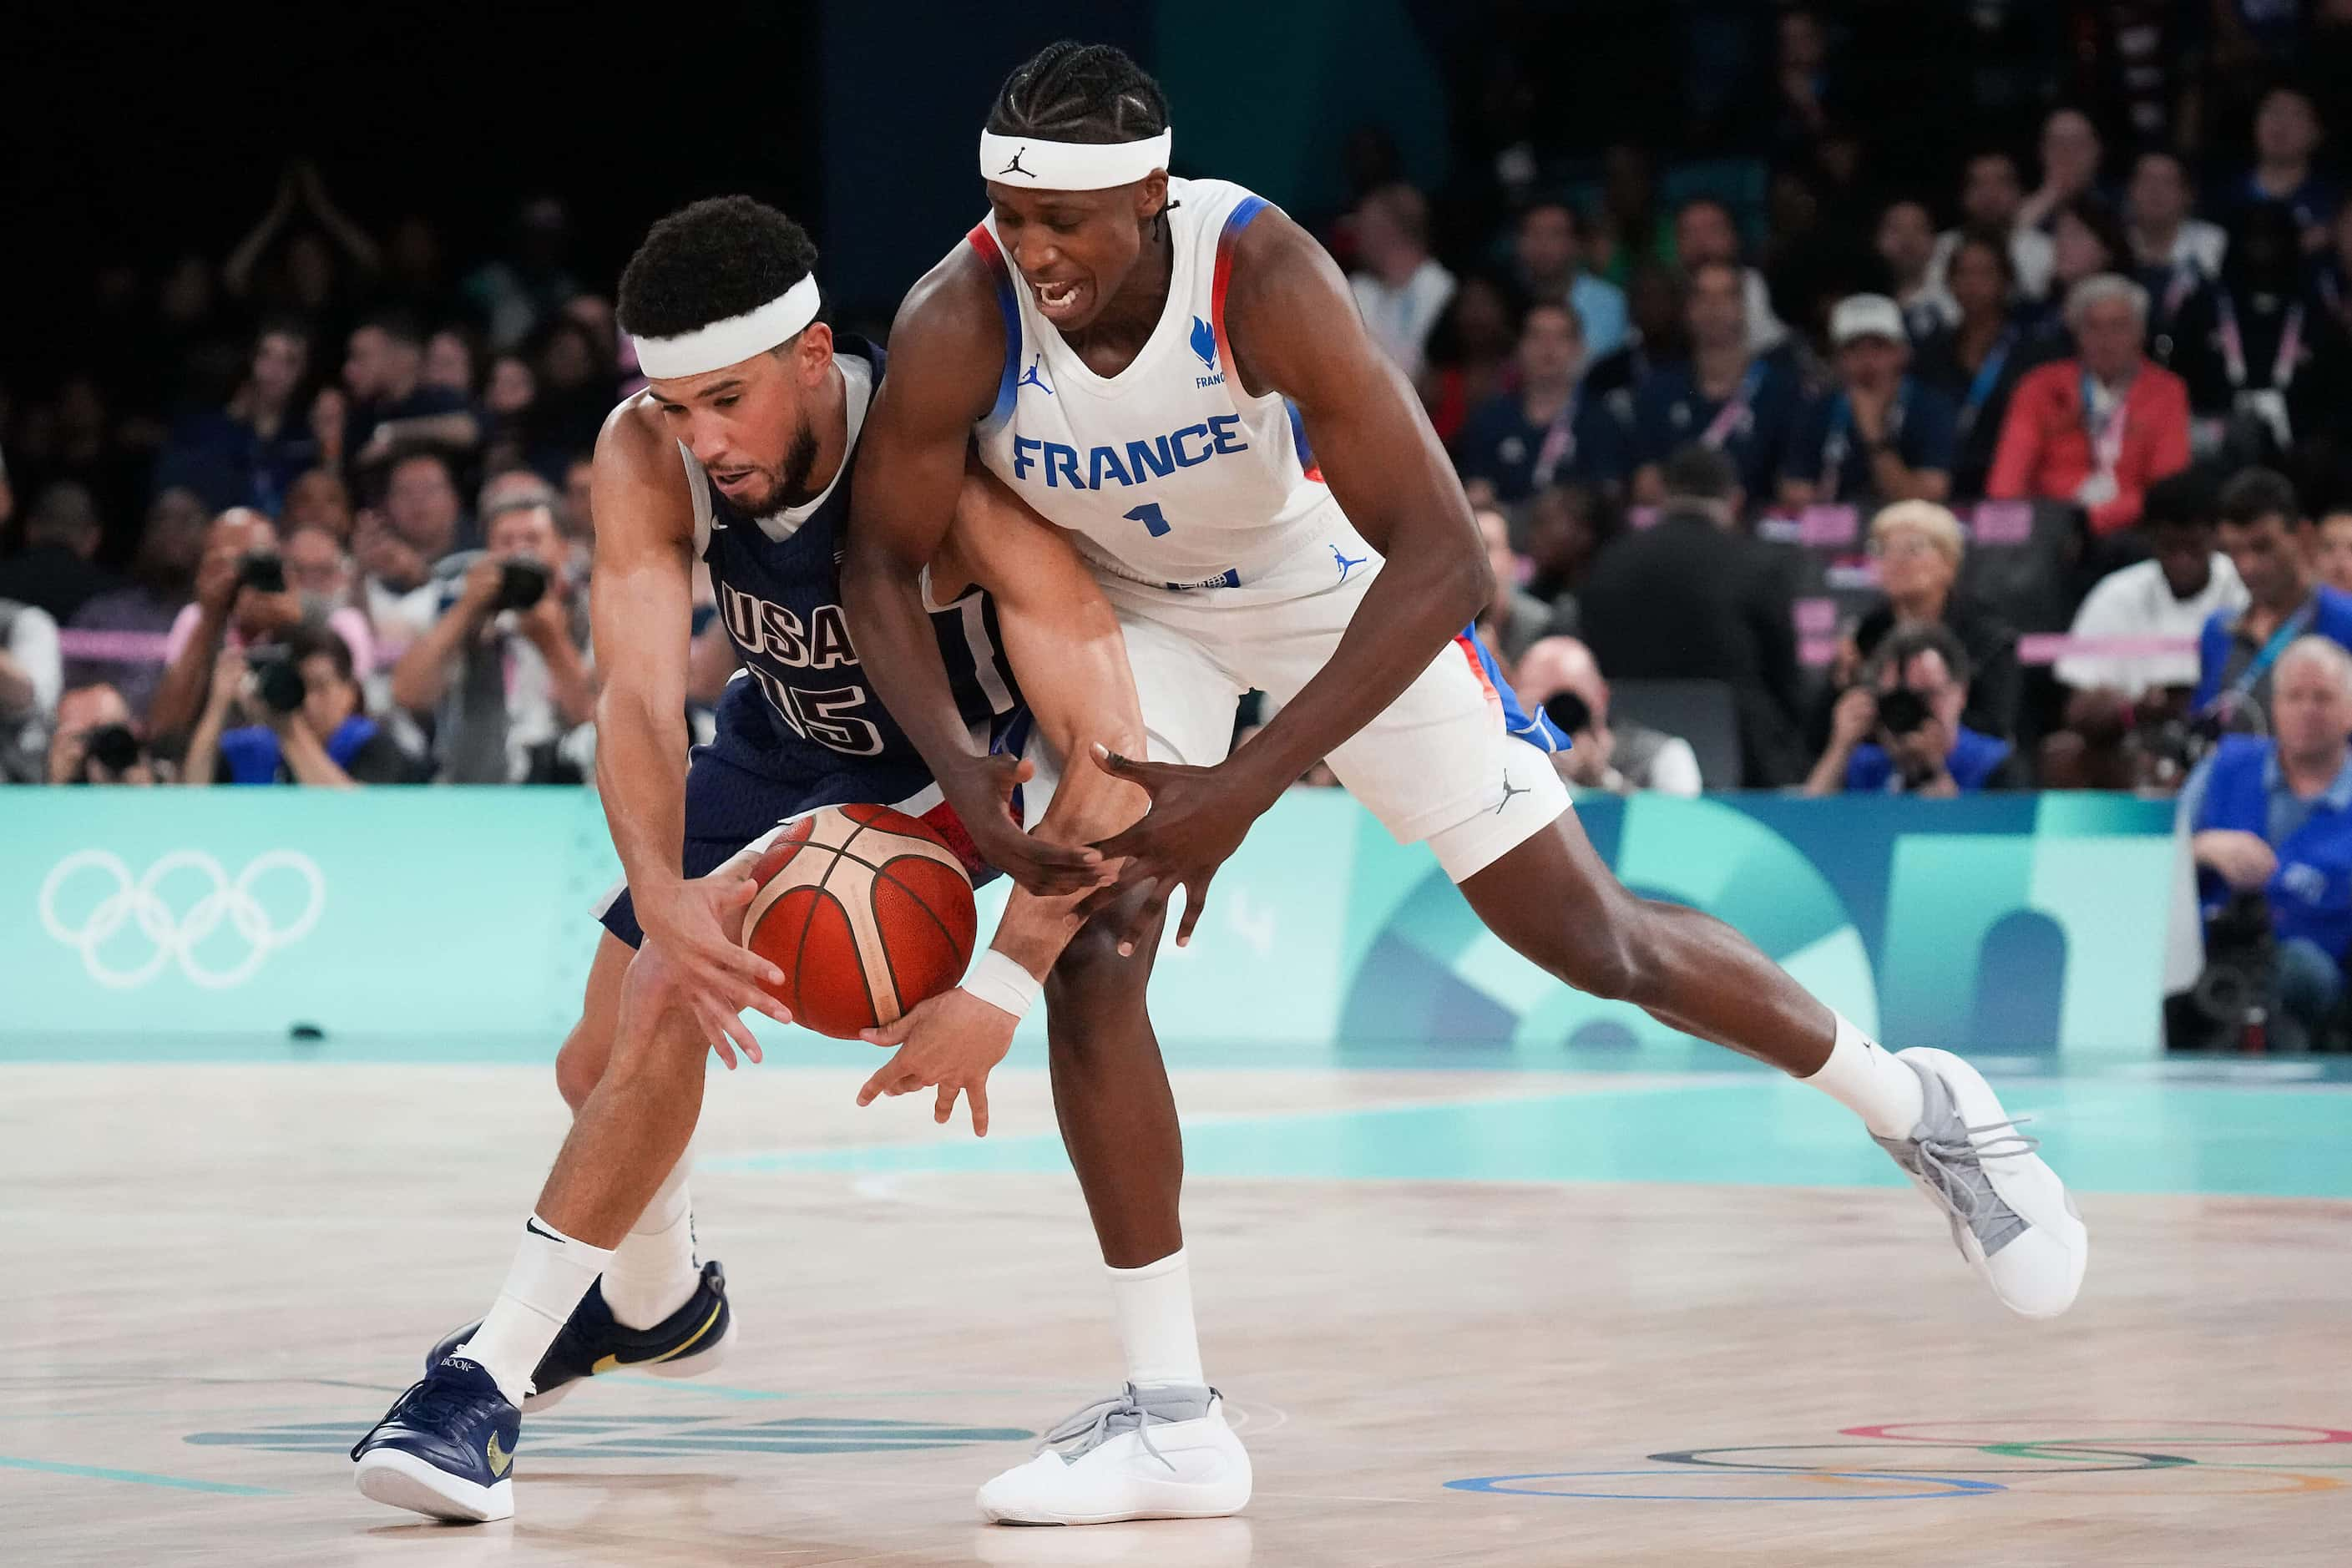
left=1123, top=502, right=1172, bottom=538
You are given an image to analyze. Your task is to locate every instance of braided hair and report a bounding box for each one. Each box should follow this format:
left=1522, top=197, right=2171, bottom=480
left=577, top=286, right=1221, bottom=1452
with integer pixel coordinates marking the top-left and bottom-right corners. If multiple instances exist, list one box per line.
left=987, top=41, right=1169, bottom=146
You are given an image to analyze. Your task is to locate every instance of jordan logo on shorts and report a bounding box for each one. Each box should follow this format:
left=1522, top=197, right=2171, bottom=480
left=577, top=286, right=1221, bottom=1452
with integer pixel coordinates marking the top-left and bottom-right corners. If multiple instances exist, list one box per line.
left=1331, top=544, right=1365, bottom=584
left=1495, top=771, right=1529, bottom=815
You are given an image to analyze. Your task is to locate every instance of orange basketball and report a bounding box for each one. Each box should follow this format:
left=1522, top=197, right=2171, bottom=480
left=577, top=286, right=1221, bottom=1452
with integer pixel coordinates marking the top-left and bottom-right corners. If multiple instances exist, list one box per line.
left=740, top=804, right=979, bottom=1040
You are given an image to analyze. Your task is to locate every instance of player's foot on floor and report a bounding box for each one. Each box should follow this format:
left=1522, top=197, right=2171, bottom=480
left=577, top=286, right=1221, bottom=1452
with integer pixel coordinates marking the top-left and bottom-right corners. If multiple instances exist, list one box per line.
left=1875, top=1047, right=2088, bottom=1319
left=977, top=1383, right=1252, bottom=1525
left=351, top=1357, right=519, bottom=1522
left=425, top=1258, right=736, bottom=1413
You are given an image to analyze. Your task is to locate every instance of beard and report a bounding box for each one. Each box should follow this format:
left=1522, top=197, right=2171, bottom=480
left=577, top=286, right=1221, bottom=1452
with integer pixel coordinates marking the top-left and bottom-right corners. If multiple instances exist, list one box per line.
left=741, top=415, right=821, bottom=517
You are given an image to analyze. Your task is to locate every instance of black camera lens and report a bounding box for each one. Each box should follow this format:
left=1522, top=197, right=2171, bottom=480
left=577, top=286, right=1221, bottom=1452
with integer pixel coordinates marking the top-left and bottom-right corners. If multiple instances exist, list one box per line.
left=493, top=558, right=551, bottom=613
left=1540, top=689, right=1594, bottom=736
left=84, top=724, right=141, bottom=774
left=238, top=550, right=287, bottom=595
left=248, top=648, right=308, bottom=715
left=1876, top=687, right=1930, bottom=737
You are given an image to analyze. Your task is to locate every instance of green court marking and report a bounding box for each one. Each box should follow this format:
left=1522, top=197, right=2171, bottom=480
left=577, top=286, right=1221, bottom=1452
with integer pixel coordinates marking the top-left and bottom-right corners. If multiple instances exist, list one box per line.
left=0, top=1454, right=285, bottom=1496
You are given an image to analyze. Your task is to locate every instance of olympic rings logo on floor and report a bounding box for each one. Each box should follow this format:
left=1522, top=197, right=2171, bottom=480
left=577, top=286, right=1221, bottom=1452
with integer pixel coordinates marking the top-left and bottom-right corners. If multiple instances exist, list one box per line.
left=38, top=849, right=327, bottom=990
left=1444, top=1419, right=2352, bottom=1503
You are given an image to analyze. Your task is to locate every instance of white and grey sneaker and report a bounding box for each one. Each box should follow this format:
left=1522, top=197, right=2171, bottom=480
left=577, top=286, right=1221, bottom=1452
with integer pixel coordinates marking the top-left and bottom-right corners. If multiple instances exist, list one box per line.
left=977, top=1383, right=1252, bottom=1525
left=1876, top=1047, right=2088, bottom=1319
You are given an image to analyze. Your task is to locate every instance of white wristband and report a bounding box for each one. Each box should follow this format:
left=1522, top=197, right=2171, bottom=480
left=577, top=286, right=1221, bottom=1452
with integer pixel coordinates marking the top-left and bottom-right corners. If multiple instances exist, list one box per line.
left=961, top=950, right=1042, bottom=1021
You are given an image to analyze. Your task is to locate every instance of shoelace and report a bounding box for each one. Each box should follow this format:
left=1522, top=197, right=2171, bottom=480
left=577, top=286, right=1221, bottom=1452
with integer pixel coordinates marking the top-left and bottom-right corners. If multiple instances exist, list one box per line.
left=1038, top=1384, right=1175, bottom=1473
left=347, top=1374, right=485, bottom=1461
left=1910, top=1116, right=2040, bottom=1222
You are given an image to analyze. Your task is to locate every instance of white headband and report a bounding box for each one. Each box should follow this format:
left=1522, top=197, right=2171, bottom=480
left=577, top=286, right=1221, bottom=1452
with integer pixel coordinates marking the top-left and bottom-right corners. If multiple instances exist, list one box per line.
left=979, top=128, right=1171, bottom=191
left=631, top=274, right=821, bottom=380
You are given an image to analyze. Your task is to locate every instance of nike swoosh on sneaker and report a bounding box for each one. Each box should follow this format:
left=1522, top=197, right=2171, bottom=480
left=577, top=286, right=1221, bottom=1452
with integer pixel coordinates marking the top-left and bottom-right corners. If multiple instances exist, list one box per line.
left=589, top=1299, right=725, bottom=1374
left=485, top=1432, right=513, bottom=1477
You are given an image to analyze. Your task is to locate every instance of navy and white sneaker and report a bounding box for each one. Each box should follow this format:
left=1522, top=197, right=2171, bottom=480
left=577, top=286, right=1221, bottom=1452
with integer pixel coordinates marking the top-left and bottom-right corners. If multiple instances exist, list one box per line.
left=425, top=1258, right=736, bottom=1413
left=352, top=1357, right=519, bottom=1522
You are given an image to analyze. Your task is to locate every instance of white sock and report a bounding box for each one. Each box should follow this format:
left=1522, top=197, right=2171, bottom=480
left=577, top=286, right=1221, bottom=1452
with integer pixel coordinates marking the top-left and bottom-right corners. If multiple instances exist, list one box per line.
left=600, top=1145, right=699, bottom=1331
left=456, top=1214, right=614, bottom=1405
left=1803, top=1014, right=1926, bottom=1140
left=1105, top=1248, right=1205, bottom=1388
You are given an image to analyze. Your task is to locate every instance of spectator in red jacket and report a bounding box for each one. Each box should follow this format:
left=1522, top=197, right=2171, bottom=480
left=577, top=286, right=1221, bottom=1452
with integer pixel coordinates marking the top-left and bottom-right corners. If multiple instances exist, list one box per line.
left=1986, top=274, right=2192, bottom=534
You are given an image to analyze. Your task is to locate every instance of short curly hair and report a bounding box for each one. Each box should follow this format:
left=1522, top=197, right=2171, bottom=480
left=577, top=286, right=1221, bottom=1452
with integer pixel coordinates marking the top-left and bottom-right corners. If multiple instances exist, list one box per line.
left=616, top=196, right=821, bottom=341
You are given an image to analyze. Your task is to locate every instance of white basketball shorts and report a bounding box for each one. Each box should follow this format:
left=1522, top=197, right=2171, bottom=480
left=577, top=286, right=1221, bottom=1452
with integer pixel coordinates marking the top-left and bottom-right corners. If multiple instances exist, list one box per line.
left=1090, top=514, right=1571, bottom=883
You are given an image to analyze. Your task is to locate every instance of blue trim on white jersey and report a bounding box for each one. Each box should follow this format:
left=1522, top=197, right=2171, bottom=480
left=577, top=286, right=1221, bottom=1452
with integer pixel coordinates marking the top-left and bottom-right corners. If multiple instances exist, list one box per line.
left=1464, top=625, right=1571, bottom=753
left=974, top=244, right=1021, bottom=436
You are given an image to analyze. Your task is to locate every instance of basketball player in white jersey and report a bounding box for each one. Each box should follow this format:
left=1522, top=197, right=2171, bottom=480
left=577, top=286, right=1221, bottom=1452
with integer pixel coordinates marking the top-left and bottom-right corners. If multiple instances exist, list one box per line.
left=842, top=42, right=2090, bottom=1527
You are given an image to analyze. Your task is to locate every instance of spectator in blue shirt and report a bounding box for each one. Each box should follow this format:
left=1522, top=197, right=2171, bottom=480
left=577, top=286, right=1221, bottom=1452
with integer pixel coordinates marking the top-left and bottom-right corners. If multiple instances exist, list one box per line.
left=1803, top=623, right=2020, bottom=796
left=2196, top=468, right=2352, bottom=726
left=1512, top=200, right=1629, bottom=361
left=1779, top=295, right=1959, bottom=512
left=2183, top=635, right=2352, bottom=1049
left=1631, top=260, right=1804, bottom=508
left=2233, top=86, right=2339, bottom=255
left=154, top=321, right=320, bottom=517
left=341, top=314, right=481, bottom=472
left=1455, top=301, right=1631, bottom=503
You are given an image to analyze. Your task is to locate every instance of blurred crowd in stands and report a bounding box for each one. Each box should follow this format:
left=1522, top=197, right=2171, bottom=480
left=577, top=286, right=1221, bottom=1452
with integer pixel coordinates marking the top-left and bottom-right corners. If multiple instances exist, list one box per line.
left=13, top=1, right=2352, bottom=832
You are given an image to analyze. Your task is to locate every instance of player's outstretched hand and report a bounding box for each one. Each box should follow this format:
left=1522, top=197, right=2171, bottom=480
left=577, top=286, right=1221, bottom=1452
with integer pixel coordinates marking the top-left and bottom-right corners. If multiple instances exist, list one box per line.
left=853, top=988, right=1016, bottom=1136
left=634, top=872, right=794, bottom=1070
left=940, top=751, right=1112, bottom=898
left=1081, top=744, right=1277, bottom=954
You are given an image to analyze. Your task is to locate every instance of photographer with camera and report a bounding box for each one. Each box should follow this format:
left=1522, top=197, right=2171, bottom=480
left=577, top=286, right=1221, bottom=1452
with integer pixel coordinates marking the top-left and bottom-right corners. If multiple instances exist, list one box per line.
left=2179, top=636, right=2352, bottom=1050
left=43, top=684, right=154, bottom=786
left=388, top=486, right=594, bottom=782
left=1803, top=623, right=2021, bottom=796
left=144, top=508, right=375, bottom=746
left=182, top=624, right=417, bottom=787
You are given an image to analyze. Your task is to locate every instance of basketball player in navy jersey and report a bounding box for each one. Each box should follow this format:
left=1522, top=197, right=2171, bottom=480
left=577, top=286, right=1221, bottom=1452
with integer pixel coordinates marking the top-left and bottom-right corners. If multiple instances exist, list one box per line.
left=842, top=43, right=2091, bottom=1525
left=351, top=196, right=1150, bottom=1522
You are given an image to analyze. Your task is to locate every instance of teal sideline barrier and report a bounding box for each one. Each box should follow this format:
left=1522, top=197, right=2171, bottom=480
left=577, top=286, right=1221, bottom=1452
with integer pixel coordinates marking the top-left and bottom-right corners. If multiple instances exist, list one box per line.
left=3, top=789, right=2188, bottom=1060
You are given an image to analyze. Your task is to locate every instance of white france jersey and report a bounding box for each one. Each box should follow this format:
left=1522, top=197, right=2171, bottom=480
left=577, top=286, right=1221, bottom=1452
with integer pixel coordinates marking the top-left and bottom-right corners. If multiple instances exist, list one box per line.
left=969, top=178, right=1334, bottom=590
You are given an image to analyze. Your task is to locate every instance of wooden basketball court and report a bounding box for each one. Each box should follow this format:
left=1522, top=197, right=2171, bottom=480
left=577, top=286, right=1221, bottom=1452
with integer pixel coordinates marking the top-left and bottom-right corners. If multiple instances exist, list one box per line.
left=5, top=1056, right=2348, bottom=1565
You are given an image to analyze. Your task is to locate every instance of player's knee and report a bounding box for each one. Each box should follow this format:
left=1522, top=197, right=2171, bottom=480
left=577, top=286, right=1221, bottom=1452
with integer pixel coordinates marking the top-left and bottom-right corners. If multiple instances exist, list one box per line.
left=1559, top=927, right=1642, bottom=1002
left=1048, top=920, right=1135, bottom=1004
left=1525, top=898, right=1653, bottom=1004
left=554, top=1025, right=604, bottom=1110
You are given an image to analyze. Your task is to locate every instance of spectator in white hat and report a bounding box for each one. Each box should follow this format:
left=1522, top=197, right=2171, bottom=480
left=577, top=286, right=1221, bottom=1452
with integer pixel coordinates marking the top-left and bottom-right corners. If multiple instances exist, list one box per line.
left=1778, top=295, right=1958, bottom=512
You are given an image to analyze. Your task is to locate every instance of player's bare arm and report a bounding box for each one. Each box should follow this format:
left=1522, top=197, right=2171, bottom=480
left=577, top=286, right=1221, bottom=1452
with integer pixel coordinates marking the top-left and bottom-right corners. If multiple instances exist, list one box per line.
left=842, top=255, right=1109, bottom=899
left=1090, top=209, right=1493, bottom=940
left=589, top=397, right=792, bottom=1061
left=856, top=464, right=1152, bottom=1131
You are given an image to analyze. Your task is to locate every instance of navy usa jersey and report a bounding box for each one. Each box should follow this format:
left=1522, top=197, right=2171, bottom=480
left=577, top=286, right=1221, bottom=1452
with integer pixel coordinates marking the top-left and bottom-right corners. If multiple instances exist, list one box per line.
left=690, top=335, right=1019, bottom=784
left=597, top=335, right=1023, bottom=951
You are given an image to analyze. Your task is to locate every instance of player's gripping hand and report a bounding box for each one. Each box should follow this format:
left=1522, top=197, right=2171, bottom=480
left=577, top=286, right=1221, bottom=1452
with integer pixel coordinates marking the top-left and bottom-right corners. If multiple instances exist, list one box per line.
left=937, top=750, right=1113, bottom=898
left=854, top=989, right=1014, bottom=1136
left=632, top=870, right=795, bottom=1069
left=1080, top=744, right=1281, bottom=954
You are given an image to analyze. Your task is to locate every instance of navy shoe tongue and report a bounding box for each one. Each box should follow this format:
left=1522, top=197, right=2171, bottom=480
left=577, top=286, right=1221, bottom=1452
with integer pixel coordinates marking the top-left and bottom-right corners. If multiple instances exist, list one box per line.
left=437, top=1356, right=495, bottom=1387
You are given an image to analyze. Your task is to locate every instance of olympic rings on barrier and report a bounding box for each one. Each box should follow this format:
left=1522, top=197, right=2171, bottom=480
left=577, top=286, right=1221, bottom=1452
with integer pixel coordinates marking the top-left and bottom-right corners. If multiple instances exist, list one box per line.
left=38, top=849, right=326, bottom=990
